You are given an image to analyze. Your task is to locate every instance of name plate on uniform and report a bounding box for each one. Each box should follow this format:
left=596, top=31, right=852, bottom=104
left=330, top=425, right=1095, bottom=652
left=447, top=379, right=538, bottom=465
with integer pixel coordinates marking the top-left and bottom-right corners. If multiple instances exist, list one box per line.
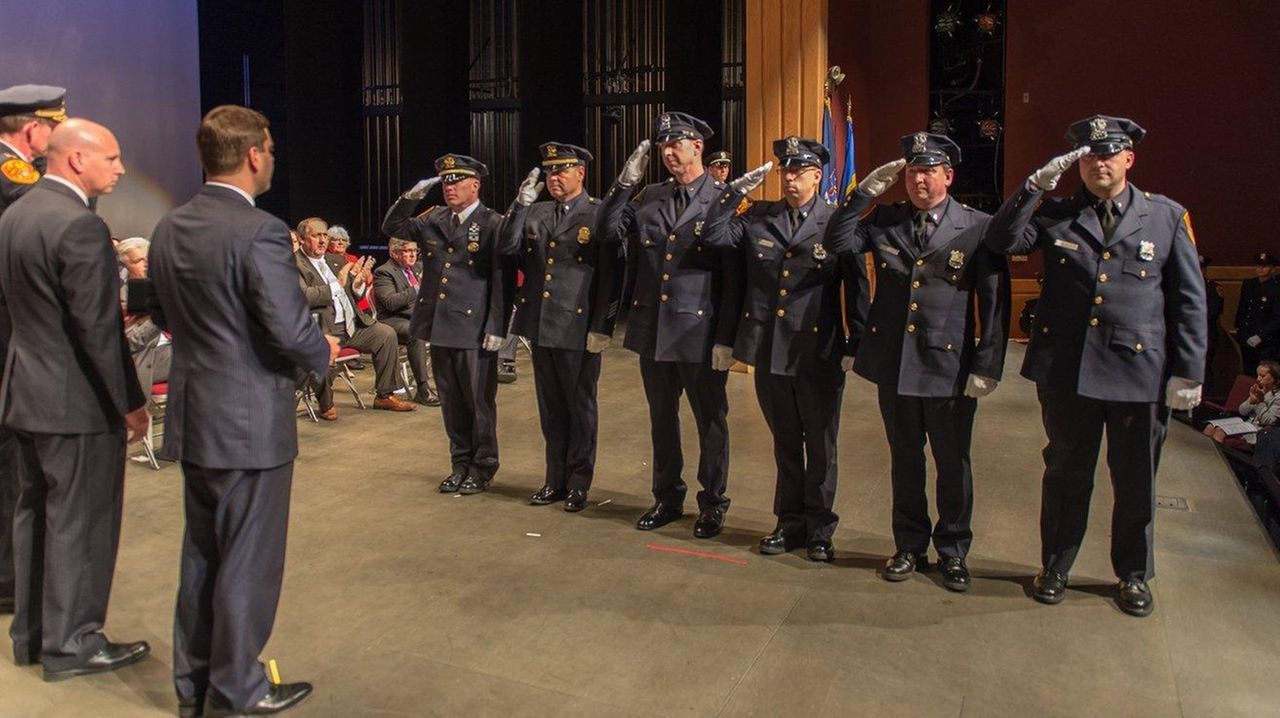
left=1053, top=239, right=1079, bottom=251
left=756, top=238, right=775, bottom=248
left=877, top=244, right=900, bottom=256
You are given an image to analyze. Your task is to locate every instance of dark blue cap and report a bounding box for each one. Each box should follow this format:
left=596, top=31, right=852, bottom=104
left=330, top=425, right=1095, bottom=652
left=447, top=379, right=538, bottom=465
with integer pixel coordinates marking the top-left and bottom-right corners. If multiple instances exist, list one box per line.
left=539, top=142, right=593, bottom=169
left=707, top=150, right=732, bottom=166
left=900, top=132, right=960, bottom=166
left=0, top=84, right=67, bottom=121
left=434, top=153, right=488, bottom=182
left=771, top=136, right=829, bottom=168
left=1066, top=115, right=1145, bottom=155
left=653, top=111, right=713, bottom=143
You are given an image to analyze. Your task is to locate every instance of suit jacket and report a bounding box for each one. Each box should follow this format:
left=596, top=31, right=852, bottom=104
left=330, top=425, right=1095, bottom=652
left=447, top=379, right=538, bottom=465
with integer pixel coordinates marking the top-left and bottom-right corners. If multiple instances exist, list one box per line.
left=372, top=258, right=422, bottom=322
left=382, top=198, right=509, bottom=349
left=0, top=179, right=144, bottom=433
left=984, top=183, right=1207, bottom=402
left=295, top=251, right=377, bottom=334
left=149, top=184, right=330, bottom=469
left=498, top=193, right=621, bottom=350
left=593, top=173, right=743, bottom=363
left=826, top=193, right=1010, bottom=397
left=700, top=189, right=868, bottom=376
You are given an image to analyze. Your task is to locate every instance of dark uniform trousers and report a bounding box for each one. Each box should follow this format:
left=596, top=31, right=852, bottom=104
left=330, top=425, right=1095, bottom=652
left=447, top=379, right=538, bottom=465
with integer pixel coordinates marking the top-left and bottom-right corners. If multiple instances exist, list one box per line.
left=532, top=347, right=601, bottom=492
left=639, top=357, right=730, bottom=511
left=174, top=462, right=292, bottom=709
left=10, top=427, right=125, bottom=668
left=1037, top=387, right=1166, bottom=581
left=0, top=423, right=15, bottom=605
left=433, top=346, right=499, bottom=480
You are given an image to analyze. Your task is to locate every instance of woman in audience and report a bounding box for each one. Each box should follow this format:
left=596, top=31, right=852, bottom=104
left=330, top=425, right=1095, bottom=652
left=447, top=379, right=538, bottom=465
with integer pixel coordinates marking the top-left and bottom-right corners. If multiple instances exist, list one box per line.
left=327, top=224, right=358, bottom=263
left=115, top=237, right=171, bottom=401
left=1204, top=360, right=1280, bottom=448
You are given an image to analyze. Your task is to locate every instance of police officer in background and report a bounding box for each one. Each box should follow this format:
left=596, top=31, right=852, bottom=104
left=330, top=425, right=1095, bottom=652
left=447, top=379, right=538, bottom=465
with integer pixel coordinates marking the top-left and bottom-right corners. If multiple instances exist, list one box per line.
left=383, top=154, right=511, bottom=496
left=0, top=84, right=66, bottom=616
left=826, top=133, right=1010, bottom=590
left=700, top=137, right=868, bottom=561
left=707, top=150, right=732, bottom=183
left=591, top=112, right=742, bottom=538
left=1233, top=251, right=1280, bottom=371
left=498, top=143, right=619, bottom=512
left=985, top=115, right=1206, bottom=617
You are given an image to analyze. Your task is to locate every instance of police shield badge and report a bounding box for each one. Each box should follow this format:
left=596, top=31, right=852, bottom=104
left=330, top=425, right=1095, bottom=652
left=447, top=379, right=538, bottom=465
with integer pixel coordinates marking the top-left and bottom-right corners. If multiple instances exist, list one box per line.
left=1139, top=241, right=1155, bottom=261
left=948, top=250, right=965, bottom=269
left=813, top=243, right=828, bottom=260
left=577, top=226, right=591, bottom=244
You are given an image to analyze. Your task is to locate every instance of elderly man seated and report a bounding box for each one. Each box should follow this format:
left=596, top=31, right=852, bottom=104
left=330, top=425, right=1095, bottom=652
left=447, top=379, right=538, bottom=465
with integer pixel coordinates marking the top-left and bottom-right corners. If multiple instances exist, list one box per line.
left=116, top=237, right=170, bottom=402
left=374, top=238, right=439, bottom=406
left=294, top=217, right=415, bottom=418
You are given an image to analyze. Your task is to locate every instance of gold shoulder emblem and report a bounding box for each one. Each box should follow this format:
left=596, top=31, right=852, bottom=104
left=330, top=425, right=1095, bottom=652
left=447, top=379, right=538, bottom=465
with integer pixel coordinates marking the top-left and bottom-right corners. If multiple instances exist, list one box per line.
left=1, top=158, right=39, bottom=185
left=735, top=197, right=752, bottom=216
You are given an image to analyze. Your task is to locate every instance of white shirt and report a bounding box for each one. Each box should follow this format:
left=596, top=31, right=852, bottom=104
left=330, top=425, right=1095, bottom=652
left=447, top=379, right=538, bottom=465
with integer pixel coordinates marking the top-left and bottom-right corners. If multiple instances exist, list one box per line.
left=307, top=254, right=354, bottom=334
left=43, top=174, right=89, bottom=206
left=205, top=181, right=255, bottom=206
left=451, top=199, right=481, bottom=227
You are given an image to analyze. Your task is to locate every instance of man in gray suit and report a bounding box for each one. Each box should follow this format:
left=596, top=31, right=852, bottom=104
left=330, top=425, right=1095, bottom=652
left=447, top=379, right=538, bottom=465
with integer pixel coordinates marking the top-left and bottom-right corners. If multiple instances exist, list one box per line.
left=373, top=237, right=438, bottom=406
left=150, top=105, right=339, bottom=716
left=0, top=118, right=151, bottom=680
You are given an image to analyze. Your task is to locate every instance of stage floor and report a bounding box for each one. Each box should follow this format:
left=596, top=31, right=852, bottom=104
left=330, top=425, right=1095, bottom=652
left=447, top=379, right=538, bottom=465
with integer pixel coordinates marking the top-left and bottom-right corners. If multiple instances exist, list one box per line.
left=3, top=343, right=1278, bottom=717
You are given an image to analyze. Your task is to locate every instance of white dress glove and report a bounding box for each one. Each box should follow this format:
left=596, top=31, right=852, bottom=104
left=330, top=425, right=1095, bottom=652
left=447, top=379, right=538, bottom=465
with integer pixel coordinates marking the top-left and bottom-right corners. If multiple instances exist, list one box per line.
left=711, top=344, right=734, bottom=372
left=729, top=161, right=773, bottom=194
left=618, top=140, right=651, bottom=186
left=1247, top=335, right=1262, bottom=348
left=964, top=374, right=998, bottom=399
left=1027, top=147, right=1089, bottom=192
left=403, top=177, right=441, bottom=200
left=515, top=167, right=544, bottom=206
left=854, top=159, right=907, bottom=198
left=840, top=355, right=855, bottom=373
left=482, top=334, right=504, bottom=352
left=586, top=332, right=611, bottom=354
left=1166, top=376, right=1202, bottom=411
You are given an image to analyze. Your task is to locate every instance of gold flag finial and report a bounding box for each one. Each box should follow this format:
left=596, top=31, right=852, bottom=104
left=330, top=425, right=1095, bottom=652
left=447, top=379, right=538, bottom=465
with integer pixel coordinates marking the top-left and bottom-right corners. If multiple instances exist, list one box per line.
left=824, top=65, right=845, bottom=97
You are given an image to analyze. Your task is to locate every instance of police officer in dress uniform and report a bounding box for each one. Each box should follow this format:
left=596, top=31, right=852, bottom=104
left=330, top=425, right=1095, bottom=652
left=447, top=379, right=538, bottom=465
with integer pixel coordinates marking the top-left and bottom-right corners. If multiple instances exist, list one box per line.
left=700, top=137, right=868, bottom=561
left=0, top=84, right=66, bottom=617
left=707, top=150, right=732, bottom=184
left=383, top=154, right=512, bottom=496
left=591, top=112, right=742, bottom=538
left=1233, top=251, right=1280, bottom=371
left=825, top=133, right=1010, bottom=590
left=984, top=115, right=1207, bottom=617
left=497, top=143, right=620, bottom=512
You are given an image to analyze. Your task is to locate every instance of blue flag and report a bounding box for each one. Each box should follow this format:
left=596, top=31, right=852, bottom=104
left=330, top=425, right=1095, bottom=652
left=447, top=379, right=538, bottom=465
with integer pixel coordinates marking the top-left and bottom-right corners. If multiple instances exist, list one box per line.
left=821, top=98, right=839, bottom=206
left=841, top=103, right=857, bottom=197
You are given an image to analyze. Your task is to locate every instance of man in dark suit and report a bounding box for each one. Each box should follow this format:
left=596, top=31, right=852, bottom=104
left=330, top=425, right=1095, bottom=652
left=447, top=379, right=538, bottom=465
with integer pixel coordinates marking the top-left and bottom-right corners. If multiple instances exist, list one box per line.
left=373, top=237, right=439, bottom=406
left=150, top=105, right=338, bottom=716
left=827, top=133, right=1010, bottom=590
left=985, top=115, right=1206, bottom=617
left=1233, top=251, right=1280, bottom=371
left=295, top=217, right=415, bottom=417
left=382, top=154, right=511, bottom=495
left=700, top=136, right=869, bottom=561
left=0, top=84, right=66, bottom=616
left=0, top=118, right=151, bottom=680
left=497, top=142, right=620, bottom=511
left=592, top=112, right=743, bottom=538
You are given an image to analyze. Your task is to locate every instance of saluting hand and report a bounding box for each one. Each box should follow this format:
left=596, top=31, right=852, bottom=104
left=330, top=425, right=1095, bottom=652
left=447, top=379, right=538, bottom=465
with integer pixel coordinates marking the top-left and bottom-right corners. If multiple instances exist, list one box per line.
left=1028, top=147, right=1089, bottom=192
left=403, top=176, right=441, bottom=200
left=618, top=140, right=651, bottom=186
left=516, top=167, right=544, bottom=207
left=729, top=161, right=773, bottom=194
left=855, top=159, right=907, bottom=199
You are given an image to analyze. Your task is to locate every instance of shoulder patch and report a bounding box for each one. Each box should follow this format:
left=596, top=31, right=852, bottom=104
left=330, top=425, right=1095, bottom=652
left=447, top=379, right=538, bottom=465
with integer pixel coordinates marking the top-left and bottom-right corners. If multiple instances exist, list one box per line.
left=414, top=206, right=439, bottom=219
left=735, top=197, right=753, bottom=216
left=1, top=158, right=39, bottom=185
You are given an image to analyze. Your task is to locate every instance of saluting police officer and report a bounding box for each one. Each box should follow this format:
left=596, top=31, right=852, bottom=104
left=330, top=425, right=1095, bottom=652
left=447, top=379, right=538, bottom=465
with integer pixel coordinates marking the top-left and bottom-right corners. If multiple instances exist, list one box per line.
left=985, top=115, right=1207, bottom=616
left=1233, top=251, right=1280, bottom=371
left=591, top=112, right=742, bottom=538
left=497, top=143, right=620, bottom=512
left=826, top=133, right=1010, bottom=590
left=707, top=150, right=732, bottom=184
left=0, top=84, right=67, bottom=616
left=700, top=137, right=868, bottom=561
left=383, top=154, right=512, bottom=496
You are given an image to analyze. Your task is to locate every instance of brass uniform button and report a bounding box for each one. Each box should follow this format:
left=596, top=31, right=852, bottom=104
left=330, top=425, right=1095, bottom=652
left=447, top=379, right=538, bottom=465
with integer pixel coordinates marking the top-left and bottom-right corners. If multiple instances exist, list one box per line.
left=1135, top=343, right=1144, bottom=351
left=441, top=277, right=449, bottom=284
left=779, top=289, right=788, bottom=297
left=1041, top=326, right=1049, bottom=334
left=545, top=273, right=552, bottom=281
left=912, top=280, right=921, bottom=288
left=696, top=310, right=704, bottom=316
left=1099, top=273, right=1108, bottom=282
left=776, top=308, right=786, bottom=317
left=444, top=262, right=452, bottom=268
left=549, top=241, right=557, bottom=248
left=660, top=294, right=669, bottom=302
left=1090, top=317, right=1099, bottom=326
left=542, top=290, right=551, bottom=298
left=916, top=259, right=925, bottom=266
left=1094, top=296, right=1103, bottom=305
left=547, top=258, right=555, bottom=265
left=576, top=308, right=583, bottom=315
left=1139, top=269, right=1147, bottom=278
left=1059, top=257, right=1066, bottom=264
left=438, top=292, right=446, bottom=300
left=662, top=273, right=670, bottom=281
left=665, top=253, right=673, bottom=261
left=881, top=262, right=888, bottom=269
left=906, top=324, right=916, bottom=333
left=784, top=251, right=793, bottom=259
left=668, top=234, right=676, bottom=242
left=782, top=270, right=790, bottom=277
left=1102, top=251, right=1111, bottom=260
left=909, top=302, right=918, bottom=311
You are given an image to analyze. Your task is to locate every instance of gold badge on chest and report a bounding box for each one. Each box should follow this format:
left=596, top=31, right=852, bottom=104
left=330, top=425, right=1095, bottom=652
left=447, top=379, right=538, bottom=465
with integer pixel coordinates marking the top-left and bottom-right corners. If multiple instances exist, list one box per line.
left=812, top=243, right=828, bottom=261
left=577, top=226, right=591, bottom=244
left=948, top=250, right=965, bottom=269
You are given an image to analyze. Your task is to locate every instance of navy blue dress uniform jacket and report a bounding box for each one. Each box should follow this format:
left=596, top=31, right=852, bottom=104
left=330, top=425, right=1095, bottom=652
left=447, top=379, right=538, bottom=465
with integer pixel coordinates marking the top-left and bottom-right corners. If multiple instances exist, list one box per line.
left=700, top=191, right=868, bottom=375
left=382, top=200, right=509, bottom=350
left=1234, top=277, right=1280, bottom=348
left=0, top=179, right=145, bottom=433
left=498, top=194, right=621, bottom=350
left=984, top=184, right=1207, bottom=402
left=594, top=176, right=742, bottom=363
left=150, top=184, right=331, bottom=469
left=826, top=193, right=1010, bottom=397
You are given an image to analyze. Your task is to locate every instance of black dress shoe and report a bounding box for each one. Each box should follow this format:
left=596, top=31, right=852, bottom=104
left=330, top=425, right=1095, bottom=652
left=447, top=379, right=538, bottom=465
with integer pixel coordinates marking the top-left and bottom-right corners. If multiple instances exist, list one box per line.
left=758, top=527, right=800, bottom=555
left=178, top=693, right=206, bottom=718
left=636, top=502, right=683, bottom=530
left=938, top=557, right=971, bottom=592
left=497, top=363, right=517, bottom=384
left=563, top=489, right=588, bottom=512
left=692, top=507, right=726, bottom=539
left=458, top=475, right=492, bottom=495
left=1033, top=570, right=1068, bottom=605
left=1117, top=579, right=1154, bottom=617
left=413, top=388, right=441, bottom=407
left=807, top=541, right=835, bottom=562
left=882, top=550, right=926, bottom=582
left=43, top=640, right=150, bottom=682
left=438, top=472, right=465, bottom=493
left=207, top=682, right=313, bottom=717
left=530, top=485, right=567, bottom=505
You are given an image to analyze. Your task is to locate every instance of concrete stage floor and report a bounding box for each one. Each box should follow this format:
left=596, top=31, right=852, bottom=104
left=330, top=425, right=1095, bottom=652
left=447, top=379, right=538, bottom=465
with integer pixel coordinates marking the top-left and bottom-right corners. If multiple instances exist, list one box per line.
left=2, top=343, right=1279, bottom=717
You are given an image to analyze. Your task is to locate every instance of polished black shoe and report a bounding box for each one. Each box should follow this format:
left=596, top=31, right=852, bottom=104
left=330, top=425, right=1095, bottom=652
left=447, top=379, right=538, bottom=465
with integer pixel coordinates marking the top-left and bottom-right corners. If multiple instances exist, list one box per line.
left=458, top=475, right=492, bottom=495
left=0, top=595, right=13, bottom=614
left=530, top=485, right=567, bottom=505
left=882, top=550, right=926, bottom=582
left=43, top=640, right=150, bottom=682
left=563, top=489, right=588, bottom=512
left=807, top=541, right=835, bottom=562
left=207, top=682, right=313, bottom=717
left=178, top=693, right=206, bottom=718
left=413, top=388, right=441, bottom=407
left=1033, top=570, right=1068, bottom=605
left=938, top=557, right=971, bottom=592
left=692, top=507, right=726, bottom=539
left=636, top=502, right=683, bottom=530
left=1117, top=579, right=1154, bottom=617
left=757, top=527, right=800, bottom=555
left=497, top=363, right=517, bottom=384
left=438, top=472, right=465, bottom=493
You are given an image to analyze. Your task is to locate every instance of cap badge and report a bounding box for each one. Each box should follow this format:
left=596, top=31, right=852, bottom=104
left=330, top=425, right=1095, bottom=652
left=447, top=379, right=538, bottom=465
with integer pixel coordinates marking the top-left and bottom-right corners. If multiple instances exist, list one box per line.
left=1089, top=117, right=1108, bottom=141
left=659, top=114, right=672, bottom=131
left=786, top=136, right=800, bottom=156
left=577, top=226, right=591, bottom=244
left=1139, top=241, right=1155, bottom=261
left=948, top=250, right=965, bottom=269
left=546, top=145, right=558, bottom=158
left=812, top=243, right=828, bottom=261
left=912, top=132, right=928, bottom=154
left=442, top=155, right=457, bottom=169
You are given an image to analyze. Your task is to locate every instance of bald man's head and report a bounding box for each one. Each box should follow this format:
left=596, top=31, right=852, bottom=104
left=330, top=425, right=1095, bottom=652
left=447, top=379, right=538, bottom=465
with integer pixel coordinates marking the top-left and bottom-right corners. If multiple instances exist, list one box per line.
left=45, top=118, right=125, bottom=197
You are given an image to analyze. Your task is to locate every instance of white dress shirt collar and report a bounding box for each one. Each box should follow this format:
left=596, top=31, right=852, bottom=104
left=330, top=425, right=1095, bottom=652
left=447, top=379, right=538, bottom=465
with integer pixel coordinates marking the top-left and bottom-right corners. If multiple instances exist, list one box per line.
left=204, top=181, right=256, bottom=206
left=452, top=199, right=481, bottom=226
left=43, top=174, right=89, bottom=206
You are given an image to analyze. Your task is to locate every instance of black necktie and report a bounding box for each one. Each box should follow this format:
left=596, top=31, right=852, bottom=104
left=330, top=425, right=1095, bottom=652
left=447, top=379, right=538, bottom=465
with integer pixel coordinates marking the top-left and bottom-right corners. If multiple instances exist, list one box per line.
left=1099, top=200, right=1117, bottom=240
left=673, top=186, right=686, bottom=217
left=452, top=214, right=462, bottom=230
left=788, top=207, right=802, bottom=233
left=912, top=212, right=928, bottom=248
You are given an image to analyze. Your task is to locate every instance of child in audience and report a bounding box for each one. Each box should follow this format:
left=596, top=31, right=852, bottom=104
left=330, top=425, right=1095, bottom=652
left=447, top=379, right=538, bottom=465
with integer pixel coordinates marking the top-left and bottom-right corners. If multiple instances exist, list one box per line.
left=1204, top=360, right=1280, bottom=448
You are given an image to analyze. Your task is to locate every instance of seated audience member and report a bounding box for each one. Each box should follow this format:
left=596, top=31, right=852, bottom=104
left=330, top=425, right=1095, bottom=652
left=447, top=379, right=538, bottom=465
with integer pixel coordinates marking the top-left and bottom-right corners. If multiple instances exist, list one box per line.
left=116, top=237, right=170, bottom=401
left=294, top=217, right=415, bottom=418
left=1204, top=360, right=1280, bottom=449
left=373, top=238, right=439, bottom=406
left=327, top=224, right=358, bottom=264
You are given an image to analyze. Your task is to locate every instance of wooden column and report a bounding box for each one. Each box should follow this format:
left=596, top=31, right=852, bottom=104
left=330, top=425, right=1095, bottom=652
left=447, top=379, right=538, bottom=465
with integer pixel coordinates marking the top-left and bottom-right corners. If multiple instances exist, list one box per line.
left=745, top=0, right=828, bottom=199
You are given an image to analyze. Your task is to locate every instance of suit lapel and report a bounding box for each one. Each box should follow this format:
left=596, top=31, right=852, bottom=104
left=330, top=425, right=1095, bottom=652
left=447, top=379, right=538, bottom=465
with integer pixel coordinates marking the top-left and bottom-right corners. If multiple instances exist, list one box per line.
left=1107, top=186, right=1147, bottom=248
left=1069, top=189, right=1105, bottom=247
left=764, top=203, right=792, bottom=247
left=919, top=199, right=960, bottom=259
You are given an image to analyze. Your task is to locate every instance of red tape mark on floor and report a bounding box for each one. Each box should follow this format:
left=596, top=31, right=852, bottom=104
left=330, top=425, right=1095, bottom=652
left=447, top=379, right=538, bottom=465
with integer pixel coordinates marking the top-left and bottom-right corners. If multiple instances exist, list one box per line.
left=647, top=543, right=748, bottom=565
